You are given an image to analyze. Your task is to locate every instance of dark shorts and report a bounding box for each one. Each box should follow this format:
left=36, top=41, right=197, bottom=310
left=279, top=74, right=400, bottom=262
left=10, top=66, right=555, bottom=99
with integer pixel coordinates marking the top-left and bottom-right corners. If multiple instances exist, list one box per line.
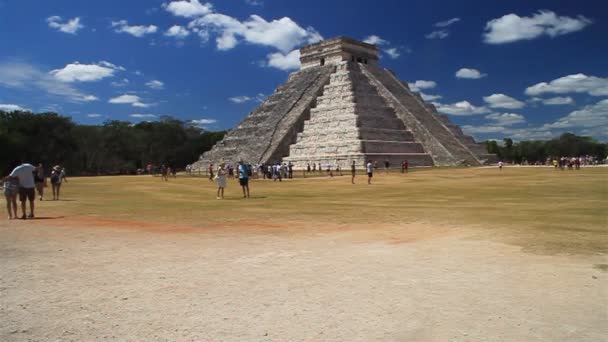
left=239, top=178, right=249, bottom=186
left=19, top=187, right=35, bottom=202
left=367, top=172, right=373, bottom=178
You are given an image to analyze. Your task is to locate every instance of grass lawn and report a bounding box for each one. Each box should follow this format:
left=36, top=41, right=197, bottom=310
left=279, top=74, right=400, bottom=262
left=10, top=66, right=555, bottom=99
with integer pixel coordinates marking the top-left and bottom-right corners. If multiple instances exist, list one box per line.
left=42, top=166, right=607, bottom=255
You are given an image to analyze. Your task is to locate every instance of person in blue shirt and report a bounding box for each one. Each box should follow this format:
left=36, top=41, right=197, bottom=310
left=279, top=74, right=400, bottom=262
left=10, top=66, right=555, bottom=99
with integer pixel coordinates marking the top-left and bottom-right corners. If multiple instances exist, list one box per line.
left=238, top=160, right=250, bottom=198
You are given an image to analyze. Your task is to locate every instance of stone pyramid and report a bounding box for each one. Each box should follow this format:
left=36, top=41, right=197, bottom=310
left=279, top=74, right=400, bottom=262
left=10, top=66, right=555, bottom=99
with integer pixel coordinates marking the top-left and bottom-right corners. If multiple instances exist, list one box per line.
left=193, top=37, right=495, bottom=170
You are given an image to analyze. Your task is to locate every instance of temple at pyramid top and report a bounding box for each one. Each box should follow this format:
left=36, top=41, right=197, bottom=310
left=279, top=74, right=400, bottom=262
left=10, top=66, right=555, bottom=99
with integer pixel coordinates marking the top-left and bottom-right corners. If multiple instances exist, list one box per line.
left=193, top=37, right=495, bottom=170
left=300, top=37, right=379, bottom=69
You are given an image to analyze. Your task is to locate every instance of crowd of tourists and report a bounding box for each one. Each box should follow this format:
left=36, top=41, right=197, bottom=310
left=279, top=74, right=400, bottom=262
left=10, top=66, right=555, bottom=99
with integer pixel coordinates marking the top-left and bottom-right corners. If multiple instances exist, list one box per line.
left=3, top=162, right=68, bottom=220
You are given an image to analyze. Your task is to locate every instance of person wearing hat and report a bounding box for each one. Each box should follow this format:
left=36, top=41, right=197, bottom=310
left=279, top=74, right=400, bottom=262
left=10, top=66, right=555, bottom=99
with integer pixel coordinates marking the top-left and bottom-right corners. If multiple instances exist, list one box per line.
left=215, top=162, right=227, bottom=199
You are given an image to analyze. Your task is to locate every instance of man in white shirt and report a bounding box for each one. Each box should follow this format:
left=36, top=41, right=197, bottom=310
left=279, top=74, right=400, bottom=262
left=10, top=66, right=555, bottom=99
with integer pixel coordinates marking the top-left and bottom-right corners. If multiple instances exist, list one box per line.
left=9, top=161, right=36, bottom=219
left=366, top=160, right=373, bottom=185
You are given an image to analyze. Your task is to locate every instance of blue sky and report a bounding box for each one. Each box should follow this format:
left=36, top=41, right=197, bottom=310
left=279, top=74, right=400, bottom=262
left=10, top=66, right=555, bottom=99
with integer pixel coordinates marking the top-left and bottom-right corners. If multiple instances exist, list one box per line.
left=1, top=0, right=607, bottom=141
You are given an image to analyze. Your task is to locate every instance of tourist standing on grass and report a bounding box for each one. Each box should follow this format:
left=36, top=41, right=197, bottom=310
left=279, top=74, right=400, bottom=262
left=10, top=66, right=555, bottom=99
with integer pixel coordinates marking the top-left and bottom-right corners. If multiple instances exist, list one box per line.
left=351, top=161, right=356, bottom=184
left=34, top=163, right=45, bottom=200
left=312, top=163, right=316, bottom=173
left=307, top=163, right=311, bottom=174
left=215, top=162, right=227, bottom=199
left=10, top=161, right=36, bottom=219
left=366, top=160, right=373, bottom=185
left=318, top=162, right=322, bottom=174
left=288, top=162, right=293, bottom=179
left=50, top=166, right=63, bottom=200
left=3, top=175, right=19, bottom=219
left=403, top=159, right=408, bottom=173
left=498, top=161, right=503, bottom=171
left=160, top=164, right=168, bottom=181
left=238, top=160, right=250, bottom=198
left=384, top=159, right=390, bottom=174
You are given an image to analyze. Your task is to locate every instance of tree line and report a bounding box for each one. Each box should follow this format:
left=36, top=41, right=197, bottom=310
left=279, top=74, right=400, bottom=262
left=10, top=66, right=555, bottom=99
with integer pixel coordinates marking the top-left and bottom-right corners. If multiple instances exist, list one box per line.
left=1, top=110, right=226, bottom=176
left=485, top=133, right=607, bottom=164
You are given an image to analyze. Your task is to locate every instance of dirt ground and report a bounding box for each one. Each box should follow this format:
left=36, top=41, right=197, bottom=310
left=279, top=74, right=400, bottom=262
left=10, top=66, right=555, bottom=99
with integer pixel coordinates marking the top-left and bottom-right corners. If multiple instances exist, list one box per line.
left=1, top=216, right=606, bottom=341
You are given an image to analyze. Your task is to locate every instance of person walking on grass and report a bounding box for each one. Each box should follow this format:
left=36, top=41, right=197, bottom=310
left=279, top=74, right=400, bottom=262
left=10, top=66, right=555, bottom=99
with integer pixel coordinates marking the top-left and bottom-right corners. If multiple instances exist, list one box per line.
left=50, top=166, right=62, bottom=200
left=238, top=160, right=250, bottom=198
left=34, top=163, right=45, bottom=200
left=215, top=162, right=227, bottom=199
left=10, top=161, right=36, bottom=219
left=366, top=160, right=373, bottom=185
left=351, top=160, right=356, bottom=184
left=3, top=175, right=19, bottom=219
left=208, top=163, right=214, bottom=181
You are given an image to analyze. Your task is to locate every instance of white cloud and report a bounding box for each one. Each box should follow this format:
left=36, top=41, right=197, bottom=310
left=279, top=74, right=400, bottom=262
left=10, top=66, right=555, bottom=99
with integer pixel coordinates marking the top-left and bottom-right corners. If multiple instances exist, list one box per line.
left=163, top=0, right=213, bottom=18
left=46, top=16, right=84, bottom=34
left=0, top=61, right=98, bottom=102
left=435, top=100, right=490, bottom=116
left=485, top=112, right=526, bottom=126
left=50, top=61, right=124, bottom=82
left=363, top=35, right=388, bottom=45
left=456, top=68, right=487, bottom=79
left=543, top=96, right=574, bottom=105
left=543, top=99, right=608, bottom=130
left=189, top=14, right=322, bottom=53
left=130, top=114, right=158, bottom=118
left=165, top=25, right=190, bottom=39
left=462, top=125, right=506, bottom=134
left=420, top=93, right=442, bottom=101
left=146, top=80, right=164, bottom=89
left=383, top=48, right=400, bottom=59
left=229, top=96, right=251, bottom=103
left=267, top=49, right=301, bottom=71
left=191, top=118, right=217, bottom=124
left=0, top=104, right=27, bottom=112
left=111, top=78, right=129, bottom=87
left=111, top=20, right=157, bottom=37
left=435, top=18, right=461, bottom=27
left=425, top=30, right=449, bottom=39
left=525, top=74, right=608, bottom=97
left=408, top=80, right=436, bottom=92
left=109, top=94, right=153, bottom=108
left=87, top=113, right=102, bottom=118
left=483, top=10, right=592, bottom=44
left=483, top=93, right=525, bottom=109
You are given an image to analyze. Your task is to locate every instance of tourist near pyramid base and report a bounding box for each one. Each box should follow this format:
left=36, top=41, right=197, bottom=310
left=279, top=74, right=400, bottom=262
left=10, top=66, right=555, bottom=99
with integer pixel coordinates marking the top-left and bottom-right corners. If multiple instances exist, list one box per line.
left=193, top=37, right=496, bottom=170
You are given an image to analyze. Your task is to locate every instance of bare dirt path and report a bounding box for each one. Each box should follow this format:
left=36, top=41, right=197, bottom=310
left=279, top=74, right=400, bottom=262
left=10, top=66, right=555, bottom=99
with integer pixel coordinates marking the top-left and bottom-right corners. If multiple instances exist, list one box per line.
left=1, top=219, right=606, bottom=341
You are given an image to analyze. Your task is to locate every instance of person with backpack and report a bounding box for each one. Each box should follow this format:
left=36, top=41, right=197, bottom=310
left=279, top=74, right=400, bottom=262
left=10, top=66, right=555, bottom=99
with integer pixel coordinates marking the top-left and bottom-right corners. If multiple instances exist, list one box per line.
left=238, top=160, right=250, bottom=198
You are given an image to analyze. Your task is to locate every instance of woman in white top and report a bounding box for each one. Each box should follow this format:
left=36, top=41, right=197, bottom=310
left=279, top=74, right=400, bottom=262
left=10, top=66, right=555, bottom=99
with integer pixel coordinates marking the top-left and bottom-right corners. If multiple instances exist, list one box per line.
left=215, top=162, right=227, bottom=199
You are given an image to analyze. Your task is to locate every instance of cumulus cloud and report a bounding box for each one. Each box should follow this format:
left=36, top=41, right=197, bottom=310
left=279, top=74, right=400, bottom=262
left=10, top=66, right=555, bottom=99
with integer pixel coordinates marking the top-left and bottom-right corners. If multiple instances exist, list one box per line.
left=109, top=94, right=153, bottom=108
left=189, top=14, right=322, bottom=53
left=111, top=78, right=130, bottom=87
left=146, top=80, right=164, bottom=89
left=229, top=96, right=251, bottom=103
left=461, top=125, right=507, bottom=134
left=163, top=0, right=213, bottom=18
left=456, top=68, right=487, bottom=79
left=165, top=25, right=190, bottom=39
left=0, top=104, right=27, bottom=112
left=525, top=74, right=608, bottom=97
left=50, top=61, right=124, bottom=82
left=0, top=61, right=98, bottom=102
left=425, top=30, right=449, bottom=39
left=483, top=93, right=525, bottom=109
left=130, top=113, right=157, bottom=118
left=111, top=20, right=157, bottom=37
left=435, top=18, right=461, bottom=27
left=362, top=35, right=402, bottom=59
left=485, top=112, right=526, bottom=126
left=87, top=113, right=103, bottom=118
left=266, top=49, right=301, bottom=71
left=420, top=93, right=442, bottom=101
left=244, top=0, right=264, bottom=5
left=408, top=80, right=436, bottom=92
left=543, top=99, right=608, bottom=130
left=363, top=35, right=388, bottom=45
left=543, top=96, right=574, bottom=105
left=435, top=100, right=490, bottom=116
left=46, top=16, right=84, bottom=34
left=483, top=10, right=592, bottom=44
